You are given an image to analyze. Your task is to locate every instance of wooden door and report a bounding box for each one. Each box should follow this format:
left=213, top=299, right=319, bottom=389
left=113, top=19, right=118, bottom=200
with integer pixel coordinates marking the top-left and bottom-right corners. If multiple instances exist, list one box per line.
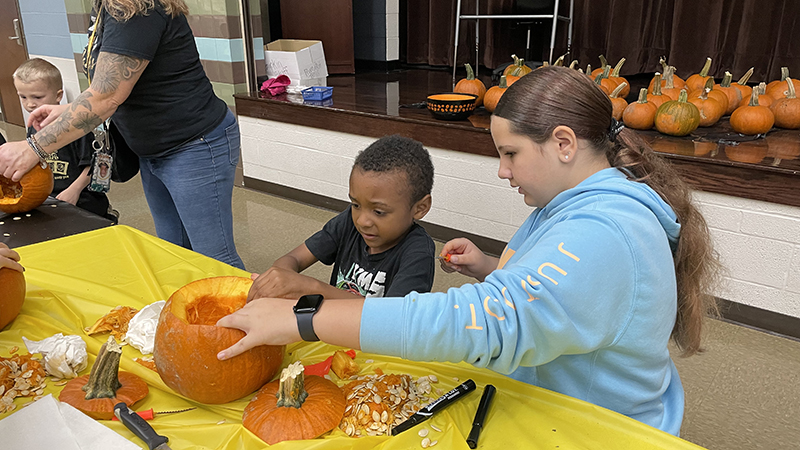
left=279, top=0, right=355, bottom=74
left=0, top=0, right=28, bottom=126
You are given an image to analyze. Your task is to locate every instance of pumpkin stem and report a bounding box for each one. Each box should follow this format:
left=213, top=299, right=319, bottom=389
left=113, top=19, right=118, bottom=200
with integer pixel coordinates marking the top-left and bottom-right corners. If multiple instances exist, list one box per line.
left=665, top=66, right=676, bottom=89
left=636, top=88, right=649, bottom=104
left=652, top=73, right=664, bottom=96
left=678, top=89, right=689, bottom=103
left=699, top=57, right=712, bottom=77
left=699, top=87, right=710, bottom=101
left=464, top=63, right=476, bottom=81
left=611, top=58, right=626, bottom=77
left=703, top=77, right=715, bottom=91
left=276, top=361, right=308, bottom=408
left=553, top=53, right=566, bottom=66
left=659, top=56, right=668, bottom=74
left=758, top=82, right=767, bottom=96
left=780, top=67, right=789, bottom=81
left=594, top=65, right=610, bottom=85
left=720, top=72, right=733, bottom=88
left=610, top=82, right=627, bottom=99
left=82, top=336, right=123, bottom=400
left=786, top=77, right=796, bottom=99
left=586, top=63, right=592, bottom=75
left=748, top=87, right=760, bottom=107
left=737, top=67, right=754, bottom=85
left=498, top=75, right=508, bottom=89
left=598, top=55, right=608, bottom=68
left=569, top=60, right=579, bottom=70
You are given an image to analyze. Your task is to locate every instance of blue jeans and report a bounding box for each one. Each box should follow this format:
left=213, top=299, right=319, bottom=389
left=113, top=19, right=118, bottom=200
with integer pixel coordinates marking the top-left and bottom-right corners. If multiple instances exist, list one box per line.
left=139, top=110, right=244, bottom=269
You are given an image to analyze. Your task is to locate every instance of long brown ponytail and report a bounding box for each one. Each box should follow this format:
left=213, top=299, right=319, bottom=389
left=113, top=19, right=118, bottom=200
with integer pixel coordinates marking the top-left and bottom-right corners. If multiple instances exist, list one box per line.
left=495, top=66, right=720, bottom=356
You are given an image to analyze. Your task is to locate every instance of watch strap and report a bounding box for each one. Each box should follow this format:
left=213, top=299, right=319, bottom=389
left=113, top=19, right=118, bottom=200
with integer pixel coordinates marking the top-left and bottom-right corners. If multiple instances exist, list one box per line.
left=296, top=310, right=320, bottom=342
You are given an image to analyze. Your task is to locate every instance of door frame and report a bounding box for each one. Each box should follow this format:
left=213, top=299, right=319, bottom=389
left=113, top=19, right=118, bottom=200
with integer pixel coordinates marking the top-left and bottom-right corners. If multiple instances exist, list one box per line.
left=0, top=0, right=29, bottom=126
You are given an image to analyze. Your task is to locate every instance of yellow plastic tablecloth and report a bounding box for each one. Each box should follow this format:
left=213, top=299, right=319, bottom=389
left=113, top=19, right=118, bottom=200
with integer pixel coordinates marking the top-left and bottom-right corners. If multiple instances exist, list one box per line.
left=0, top=226, right=704, bottom=449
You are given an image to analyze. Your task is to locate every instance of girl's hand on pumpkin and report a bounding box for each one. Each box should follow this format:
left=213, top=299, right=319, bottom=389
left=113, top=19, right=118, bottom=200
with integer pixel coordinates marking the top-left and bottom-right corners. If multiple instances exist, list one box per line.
left=0, top=243, right=24, bottom=273
left=0, top=141, right=41, bottom=182
left=439, top=238, right=499, bottom=282
left=216, top=298, right=300, bottom=360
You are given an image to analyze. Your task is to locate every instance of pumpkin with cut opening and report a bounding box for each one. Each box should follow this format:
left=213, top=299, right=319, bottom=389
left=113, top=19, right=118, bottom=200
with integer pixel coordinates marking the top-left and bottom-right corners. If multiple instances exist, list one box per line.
left=0, top=164, right=53, bottom=214
left=154, top=276, right=284, bottom=404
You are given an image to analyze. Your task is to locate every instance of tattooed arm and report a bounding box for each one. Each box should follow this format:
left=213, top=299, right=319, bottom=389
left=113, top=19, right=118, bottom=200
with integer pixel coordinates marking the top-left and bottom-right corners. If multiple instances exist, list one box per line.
left=0, top=52, right=148, bottom=181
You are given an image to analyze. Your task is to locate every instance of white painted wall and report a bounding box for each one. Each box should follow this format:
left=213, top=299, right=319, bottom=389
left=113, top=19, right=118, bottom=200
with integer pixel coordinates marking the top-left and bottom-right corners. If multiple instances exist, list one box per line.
left=239, top=116, right=800, bottom=319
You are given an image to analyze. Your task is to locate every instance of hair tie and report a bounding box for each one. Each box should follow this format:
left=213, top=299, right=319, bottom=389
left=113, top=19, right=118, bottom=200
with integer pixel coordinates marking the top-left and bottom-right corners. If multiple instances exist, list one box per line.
left=608, top=118, right=625, bottom=141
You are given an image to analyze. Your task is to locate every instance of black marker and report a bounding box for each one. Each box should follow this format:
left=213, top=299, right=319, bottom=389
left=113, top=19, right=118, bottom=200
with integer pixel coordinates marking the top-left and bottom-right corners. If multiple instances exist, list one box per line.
left=390, top=379, right=476, bottom=435
left=466, top=384, right=496, bottom=449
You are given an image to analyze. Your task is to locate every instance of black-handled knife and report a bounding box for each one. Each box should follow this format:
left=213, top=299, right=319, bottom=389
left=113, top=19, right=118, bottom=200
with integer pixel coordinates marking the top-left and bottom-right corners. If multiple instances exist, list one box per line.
left=114, top=402, right=172, bottom=450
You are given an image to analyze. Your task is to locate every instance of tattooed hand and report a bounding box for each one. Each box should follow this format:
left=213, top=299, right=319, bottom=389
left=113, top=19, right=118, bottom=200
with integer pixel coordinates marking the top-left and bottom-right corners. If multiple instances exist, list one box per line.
left=28, top=104, right=70, bottom=131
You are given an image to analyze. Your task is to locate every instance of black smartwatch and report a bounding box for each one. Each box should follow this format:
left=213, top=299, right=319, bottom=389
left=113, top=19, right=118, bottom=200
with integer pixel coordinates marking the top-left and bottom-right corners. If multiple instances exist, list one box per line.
left=294, top=294, right=324, bottom=342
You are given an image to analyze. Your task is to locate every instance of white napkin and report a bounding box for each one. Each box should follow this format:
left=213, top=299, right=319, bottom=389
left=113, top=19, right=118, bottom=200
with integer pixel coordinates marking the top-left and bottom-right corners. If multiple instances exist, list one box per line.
left=22, top=333, right=88, bottom=379
left=124, top=300, right=165, bottom=355
left=0, top=394, right=140, bottom=450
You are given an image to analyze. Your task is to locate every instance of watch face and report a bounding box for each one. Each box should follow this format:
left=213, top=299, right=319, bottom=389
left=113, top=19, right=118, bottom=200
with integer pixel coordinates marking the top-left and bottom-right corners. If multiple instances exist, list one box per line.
left=294, top=294, right=323, bottom=313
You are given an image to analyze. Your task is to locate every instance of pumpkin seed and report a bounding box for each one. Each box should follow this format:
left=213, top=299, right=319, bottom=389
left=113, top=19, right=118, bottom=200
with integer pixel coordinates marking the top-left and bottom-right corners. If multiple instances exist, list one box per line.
left=431, top=424, right=442, bottom=432
left=421, top=437, right=431, bottom=448
left=418, top=428, right=429, bottom=437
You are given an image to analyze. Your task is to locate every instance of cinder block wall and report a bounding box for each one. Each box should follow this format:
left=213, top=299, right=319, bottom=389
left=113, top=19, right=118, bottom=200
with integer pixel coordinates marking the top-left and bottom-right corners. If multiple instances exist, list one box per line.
left=239, top=117, right=800, bottom=320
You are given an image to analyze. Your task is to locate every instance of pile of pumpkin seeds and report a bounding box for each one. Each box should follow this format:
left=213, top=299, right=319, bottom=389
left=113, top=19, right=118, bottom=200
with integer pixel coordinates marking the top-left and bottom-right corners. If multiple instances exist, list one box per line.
left=0, top=351, right=48, bottom=413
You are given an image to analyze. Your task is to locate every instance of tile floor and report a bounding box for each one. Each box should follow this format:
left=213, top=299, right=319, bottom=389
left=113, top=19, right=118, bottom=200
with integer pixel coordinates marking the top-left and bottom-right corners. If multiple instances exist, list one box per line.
left=2, top=122, right=798, bottom=449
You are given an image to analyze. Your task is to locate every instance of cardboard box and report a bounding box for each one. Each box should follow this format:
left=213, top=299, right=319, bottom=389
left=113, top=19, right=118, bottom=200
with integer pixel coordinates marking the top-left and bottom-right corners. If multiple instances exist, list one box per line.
left=264, top=39, right=328, bottom=90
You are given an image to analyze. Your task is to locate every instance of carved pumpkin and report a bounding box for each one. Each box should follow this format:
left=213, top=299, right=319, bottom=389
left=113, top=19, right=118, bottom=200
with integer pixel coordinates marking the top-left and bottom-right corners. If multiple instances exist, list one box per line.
left=732, top=68, right=754, bottom=100
left=483, top=76, right=509, bottom=113
left=59, top=336, right=149, bottom=420
left=685, top=57, right=714, bottom=93
left=770, top=77, right=800, bottom=129
left=455, top=64, right=487, bottom=107
left=0, top=164, right=53, bottom=214
left=688, top=84, right=725, bottom=127
left=243, top=361, right=346, bottom=445
left=731, top=88, right=775, bottom=135
left=654, top=89, right=701, bottom=136
left=0, top=268, right=25, bottom=330
left=648, top=74, right=673, bottom=109
left=608, top=58, right=630, bottom=98
left=154, top=276, right=284, bottom=404
left=712, top=71, right=743, bottom=115
left=608, top=82, right=629, bottom=121
left=623, top=89, right=657, bottom=130
left=766, top=67, right=800, bottom=100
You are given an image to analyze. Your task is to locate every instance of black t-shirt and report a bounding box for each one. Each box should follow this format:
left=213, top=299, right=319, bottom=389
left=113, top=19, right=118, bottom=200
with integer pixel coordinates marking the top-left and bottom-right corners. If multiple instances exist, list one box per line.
left=29, top=126, right=109, bottom=217
left=93, top=4, right=228, bottom=156
left=306, top=209, right=436, bottom=298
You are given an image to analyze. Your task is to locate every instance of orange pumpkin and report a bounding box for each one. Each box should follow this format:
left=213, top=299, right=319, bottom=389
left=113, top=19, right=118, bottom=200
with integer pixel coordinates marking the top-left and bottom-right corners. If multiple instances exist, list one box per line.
left=648, top=56, right=686, bottom=92
left=685, top=57, right=714, bottom=93
left=483, top=76, right=509, bottom=113
left=154, top=276, right=284, bottom=404
left=661, top=66, right=684, bottom=101
left=732, top=67, right=754, bottom=102
left=730, top=88, right=775, bottom=135
left=690, top=77, right=729, bottom=113
left=770, top=77, right=800, bottom=129
left=688, top=85, right=725, bottom=127
left=455, top=64, right=487, bottom=107
left=609, top=58, right=630, bottom=98
left=648, top=73, right=672, bottom=109
left=503, top=55, right=532, bottom=78
left=0, top=164, right=53, bottom=214
left=0, top=268, right=25, bottom=330
left=608, top=82, right=628, bottom=120
left=766, top=67, right=800, bottom=100
left=623, top=88, right=657, bottom=130
left=654, top=89, right=701, bottom=136
left=594, top=65, right=614, bottom=95
left=590, top=55, right=608, bottom=78
left=243, top=361, right=346, bottom=445
left=738, top=83, right=773, bottom=109
left=713, top=71, right=743, bottom=115
left=59, top=336, right=149, bottom=420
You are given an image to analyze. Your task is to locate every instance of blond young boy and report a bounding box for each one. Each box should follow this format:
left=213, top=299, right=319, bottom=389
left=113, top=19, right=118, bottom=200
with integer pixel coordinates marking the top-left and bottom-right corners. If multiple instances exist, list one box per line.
left=13, top=58, right=113, bottom=220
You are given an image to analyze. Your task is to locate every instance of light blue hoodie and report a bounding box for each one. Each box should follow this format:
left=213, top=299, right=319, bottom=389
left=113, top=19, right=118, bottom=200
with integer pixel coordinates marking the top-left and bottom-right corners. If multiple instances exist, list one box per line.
left=360, top=167, right=684, bottom=435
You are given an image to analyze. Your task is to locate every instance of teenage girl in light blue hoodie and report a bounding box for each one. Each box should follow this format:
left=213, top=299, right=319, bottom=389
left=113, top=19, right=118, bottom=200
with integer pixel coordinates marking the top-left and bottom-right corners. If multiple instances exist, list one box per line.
left=217, top=66, right=720, bottom=435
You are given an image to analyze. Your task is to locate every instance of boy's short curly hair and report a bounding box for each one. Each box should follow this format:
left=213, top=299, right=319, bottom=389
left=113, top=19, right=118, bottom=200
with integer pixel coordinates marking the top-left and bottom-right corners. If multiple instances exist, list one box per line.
left=353, top=135, right=434, bottom=205
left=13, top=58, right=62, bottom=92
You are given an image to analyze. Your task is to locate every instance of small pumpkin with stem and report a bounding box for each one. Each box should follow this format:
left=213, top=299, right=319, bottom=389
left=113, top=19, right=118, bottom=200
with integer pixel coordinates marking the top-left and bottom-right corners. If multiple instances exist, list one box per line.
left=59, top=336, right=149, bottom=420
left=648, top=73, right=673, bottom=109
left=594, top=65, right=613, bottom=95
left=690, top=76, right=729, bottom=113
left=608, top=82, right=629, bottom=120
left=661, top=66, right=683, bottom=101
left=688, top=81, right=725, bottom=127
left=770, top=76, right=800, bottom=129
left=590, top=55, right=608, bottom=78
left=609, top=58, right=630, bottom=98
left=649, top=56, right=686, bottom=92
left=685, top=57, right=714, bottom=92
left=654, top=89, right=701, bottom=136
left=730, top=88, right=775, bottom=135
left=0, top=164, right=54, bottom=214
left=243, top=361, right=346, bottom=445
left=766, top=67, right=800, bottom=100
left=623, top=88, right=657, bottom=130
left=454, top=63, right=487, bottom=106
left=713, top=71, right=743, bottom=115
left=503, top=54, right=532, bottom=78
left=732, top=67, right=754, bottom=100
left=738, top=83, right=773, bottom=109
left=483, top=75, right=509, bottom=113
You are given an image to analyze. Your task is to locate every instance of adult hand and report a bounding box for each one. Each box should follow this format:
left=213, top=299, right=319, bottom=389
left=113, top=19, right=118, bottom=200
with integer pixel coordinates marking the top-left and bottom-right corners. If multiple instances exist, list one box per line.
left=0, top=141, right=40, bottom=182
left=439, top=238, right=498, bottom=282
left=28, top=103, right=70, bottom=131
left=215, top=298, right=299, bottom=360
left=0, top=243, right=24, bottom=272
left=247, top=266, right=324, bottom=302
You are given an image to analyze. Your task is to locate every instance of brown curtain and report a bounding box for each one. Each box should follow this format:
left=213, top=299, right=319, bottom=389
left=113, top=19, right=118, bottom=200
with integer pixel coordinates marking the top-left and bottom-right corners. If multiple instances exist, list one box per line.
left=407, top=0, right=800, bottom=82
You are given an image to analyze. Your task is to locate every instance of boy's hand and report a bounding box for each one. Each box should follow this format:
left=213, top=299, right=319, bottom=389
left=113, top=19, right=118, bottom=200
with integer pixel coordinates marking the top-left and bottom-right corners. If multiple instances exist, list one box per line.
left=247, top=267, right=321, bottom=302
left=0, top=141, right=40, bottom=182
left=55, top=187, right=80, bottom=205
left=439, top=238, right=499, bottom=282
left=216, top=298, right=301, bottom=360
left=0, top=243, right=24, bottom=273
left=28, top=104, right=70, bottom=131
